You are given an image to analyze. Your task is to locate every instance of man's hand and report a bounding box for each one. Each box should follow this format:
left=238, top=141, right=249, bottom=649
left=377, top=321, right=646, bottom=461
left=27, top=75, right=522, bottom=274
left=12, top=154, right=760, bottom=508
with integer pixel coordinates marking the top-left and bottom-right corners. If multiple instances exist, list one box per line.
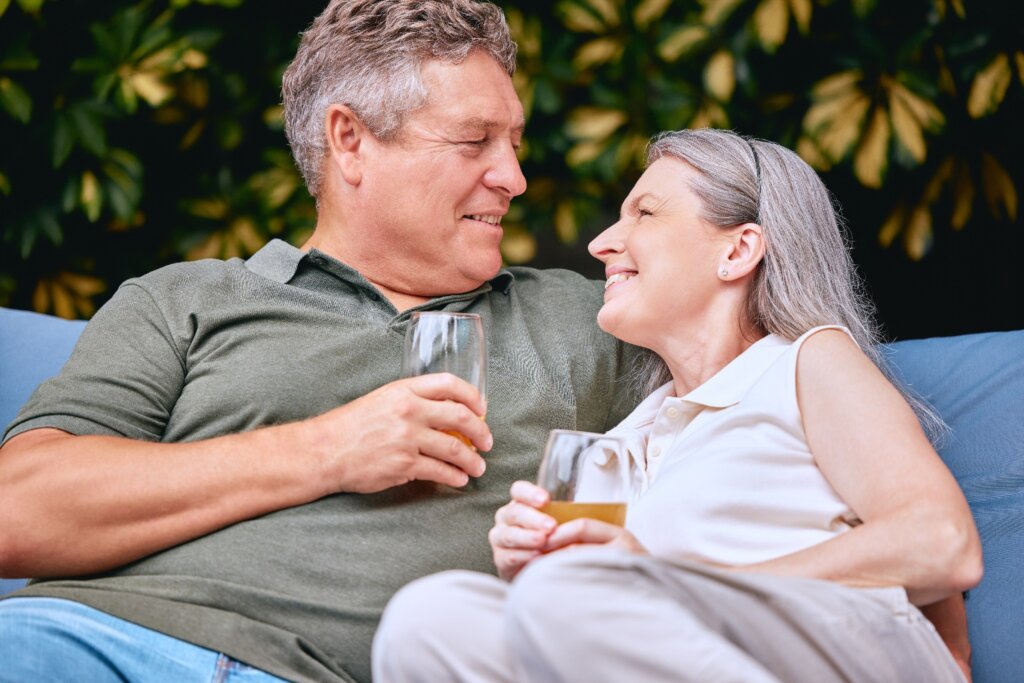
left=311, top=372, right=490, bottom=494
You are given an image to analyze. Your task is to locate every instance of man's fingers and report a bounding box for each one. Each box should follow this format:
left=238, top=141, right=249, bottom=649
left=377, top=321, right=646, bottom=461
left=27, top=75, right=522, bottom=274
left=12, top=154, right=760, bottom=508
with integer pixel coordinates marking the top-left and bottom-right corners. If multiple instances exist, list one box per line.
left=405, top=373, right=486, bottom=417
left=418, top=429, right=487, bottom=478
left=408, top=455, right=472, bottom=489
left=431, top=402, right=492, bottom=452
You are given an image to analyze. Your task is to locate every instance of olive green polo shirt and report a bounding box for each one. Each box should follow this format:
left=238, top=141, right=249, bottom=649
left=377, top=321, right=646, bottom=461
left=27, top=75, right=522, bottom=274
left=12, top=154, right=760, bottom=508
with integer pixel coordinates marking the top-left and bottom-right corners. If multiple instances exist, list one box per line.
left=5, top=239, right=643, bottom=683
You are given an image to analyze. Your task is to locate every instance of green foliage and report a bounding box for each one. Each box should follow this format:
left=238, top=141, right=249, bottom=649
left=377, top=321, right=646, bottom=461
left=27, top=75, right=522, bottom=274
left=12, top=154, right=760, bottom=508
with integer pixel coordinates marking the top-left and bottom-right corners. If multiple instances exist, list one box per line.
left=0, top=0, right=320, bottom=317
left=505, top=0, right=1022, bottom=264
left=0, top=0, right=1021, bottom=320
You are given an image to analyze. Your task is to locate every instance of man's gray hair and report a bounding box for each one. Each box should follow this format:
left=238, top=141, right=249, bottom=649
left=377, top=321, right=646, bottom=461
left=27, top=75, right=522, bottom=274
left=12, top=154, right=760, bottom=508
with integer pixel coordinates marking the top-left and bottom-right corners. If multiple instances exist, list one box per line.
left=636, top=128, right=945, bottom=438
left=282, top=0, right=517, bottom=199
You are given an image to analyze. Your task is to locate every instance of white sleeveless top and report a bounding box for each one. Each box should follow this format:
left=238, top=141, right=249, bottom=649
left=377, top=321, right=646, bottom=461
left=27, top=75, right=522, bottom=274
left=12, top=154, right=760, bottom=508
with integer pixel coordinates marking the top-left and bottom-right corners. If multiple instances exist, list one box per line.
left=583, top=326, right=861, bottom=566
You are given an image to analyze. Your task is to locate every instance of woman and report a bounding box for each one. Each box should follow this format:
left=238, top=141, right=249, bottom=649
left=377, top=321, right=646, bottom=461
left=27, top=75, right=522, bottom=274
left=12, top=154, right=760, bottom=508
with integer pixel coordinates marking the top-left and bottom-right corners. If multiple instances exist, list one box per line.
left=372, top=129, right=981, bottom=682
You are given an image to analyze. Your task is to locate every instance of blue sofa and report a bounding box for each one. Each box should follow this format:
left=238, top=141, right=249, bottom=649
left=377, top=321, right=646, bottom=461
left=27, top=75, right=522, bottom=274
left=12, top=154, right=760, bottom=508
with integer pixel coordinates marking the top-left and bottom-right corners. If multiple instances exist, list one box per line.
left=1, top=306, right=1022, bottom=682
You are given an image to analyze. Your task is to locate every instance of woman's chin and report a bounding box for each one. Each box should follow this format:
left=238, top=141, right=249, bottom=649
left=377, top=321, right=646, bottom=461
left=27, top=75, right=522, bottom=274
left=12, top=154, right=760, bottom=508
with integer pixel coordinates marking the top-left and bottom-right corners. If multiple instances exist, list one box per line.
left=596, top=307, right=626, bottom=339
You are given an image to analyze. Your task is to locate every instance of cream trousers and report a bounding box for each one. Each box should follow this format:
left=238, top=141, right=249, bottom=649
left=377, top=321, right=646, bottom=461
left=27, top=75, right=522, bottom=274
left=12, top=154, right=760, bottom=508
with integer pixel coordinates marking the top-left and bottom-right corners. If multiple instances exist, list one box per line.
left=373, top=547, right=965, bottom=683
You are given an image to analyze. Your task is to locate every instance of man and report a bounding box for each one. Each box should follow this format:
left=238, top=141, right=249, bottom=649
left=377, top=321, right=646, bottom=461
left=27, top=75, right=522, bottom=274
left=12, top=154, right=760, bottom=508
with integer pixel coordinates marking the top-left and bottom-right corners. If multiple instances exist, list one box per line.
left=0, top=1, right=972, bottom=681
left=0, top=2, right=640, bottom=682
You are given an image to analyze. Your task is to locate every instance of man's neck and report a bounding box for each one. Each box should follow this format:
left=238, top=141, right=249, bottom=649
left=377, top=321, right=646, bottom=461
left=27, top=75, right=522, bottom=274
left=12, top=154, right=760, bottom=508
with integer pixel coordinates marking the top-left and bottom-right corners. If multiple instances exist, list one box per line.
left=374, top=285, right=432, bottom=313
left=302, top=228, right=433, bottom=313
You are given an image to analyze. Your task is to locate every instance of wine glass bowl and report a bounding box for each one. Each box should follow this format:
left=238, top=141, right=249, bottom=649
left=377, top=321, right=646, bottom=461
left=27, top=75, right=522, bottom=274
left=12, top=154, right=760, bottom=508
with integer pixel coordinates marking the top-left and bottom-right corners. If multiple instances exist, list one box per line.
left=537, top=430, right=631, bottom=527
left=401, top=312, right=486, bottom=445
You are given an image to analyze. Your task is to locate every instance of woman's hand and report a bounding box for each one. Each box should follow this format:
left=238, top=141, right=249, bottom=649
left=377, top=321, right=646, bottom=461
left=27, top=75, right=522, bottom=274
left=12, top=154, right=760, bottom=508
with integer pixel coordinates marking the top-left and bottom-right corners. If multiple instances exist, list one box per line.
left=489, top=481, right=650, bottom=580
left=489, top=481, right=556, bottom=581
left=543, top=517, right=648, bottom=555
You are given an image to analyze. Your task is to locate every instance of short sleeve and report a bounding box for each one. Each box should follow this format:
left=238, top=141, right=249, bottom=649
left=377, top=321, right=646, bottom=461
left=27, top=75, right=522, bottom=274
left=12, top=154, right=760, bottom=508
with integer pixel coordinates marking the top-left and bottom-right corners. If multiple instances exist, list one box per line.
left=3, top=282, right=187, bottom=444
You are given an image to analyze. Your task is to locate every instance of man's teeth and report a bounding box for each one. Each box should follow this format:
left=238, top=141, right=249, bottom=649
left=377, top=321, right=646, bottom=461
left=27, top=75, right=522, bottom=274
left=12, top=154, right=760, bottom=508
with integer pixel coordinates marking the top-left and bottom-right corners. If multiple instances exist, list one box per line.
left=605, top=273, right=635, bottom=289
left=467, top=214, right=502, bottom=225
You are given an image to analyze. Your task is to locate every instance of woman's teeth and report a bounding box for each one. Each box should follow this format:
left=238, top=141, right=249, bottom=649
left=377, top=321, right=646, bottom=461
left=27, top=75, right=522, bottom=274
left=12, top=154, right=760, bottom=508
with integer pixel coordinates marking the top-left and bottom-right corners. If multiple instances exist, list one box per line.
left=605, top=273, right=635, bottom=289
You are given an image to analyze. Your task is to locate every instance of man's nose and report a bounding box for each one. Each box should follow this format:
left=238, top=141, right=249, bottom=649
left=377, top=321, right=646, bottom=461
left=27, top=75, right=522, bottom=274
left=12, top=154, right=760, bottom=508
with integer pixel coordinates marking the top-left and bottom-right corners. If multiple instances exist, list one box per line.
left=484, top=142, right=527, bottom=198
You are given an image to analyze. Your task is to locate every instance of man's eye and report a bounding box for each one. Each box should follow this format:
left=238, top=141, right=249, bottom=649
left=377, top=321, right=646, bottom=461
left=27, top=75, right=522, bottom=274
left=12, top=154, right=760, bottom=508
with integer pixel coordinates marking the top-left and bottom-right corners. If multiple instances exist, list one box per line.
left=462, top=139, right=487, bottom=146
left=638, top=208, right=653, bottom=217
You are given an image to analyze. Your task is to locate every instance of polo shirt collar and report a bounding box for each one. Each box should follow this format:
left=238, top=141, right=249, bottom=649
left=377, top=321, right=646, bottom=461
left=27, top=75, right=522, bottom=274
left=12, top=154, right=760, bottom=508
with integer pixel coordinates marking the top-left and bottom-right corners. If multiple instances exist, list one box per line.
left=244, top=238, right=516, bottom=294
left=244, top=239, right=304, bottom=283
left=610, top=333, right=789, bottom=434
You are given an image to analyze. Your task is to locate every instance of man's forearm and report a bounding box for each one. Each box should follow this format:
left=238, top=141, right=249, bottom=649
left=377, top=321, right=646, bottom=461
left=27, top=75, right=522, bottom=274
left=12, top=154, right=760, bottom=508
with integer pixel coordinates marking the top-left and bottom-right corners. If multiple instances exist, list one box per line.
left=0, top=374, right=491, bottom=579
left=0, top=424, right=326, bottom=578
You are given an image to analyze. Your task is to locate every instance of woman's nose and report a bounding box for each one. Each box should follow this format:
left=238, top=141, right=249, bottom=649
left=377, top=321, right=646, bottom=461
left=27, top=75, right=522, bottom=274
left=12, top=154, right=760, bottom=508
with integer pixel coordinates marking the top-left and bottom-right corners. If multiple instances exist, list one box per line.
left=588, top=221, right=626, bottom=261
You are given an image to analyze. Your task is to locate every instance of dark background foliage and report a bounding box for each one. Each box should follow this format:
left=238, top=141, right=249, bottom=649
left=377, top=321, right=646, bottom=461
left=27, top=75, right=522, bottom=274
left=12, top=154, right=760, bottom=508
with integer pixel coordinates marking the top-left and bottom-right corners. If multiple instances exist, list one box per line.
left=1, top=0, right=1021, bottom=340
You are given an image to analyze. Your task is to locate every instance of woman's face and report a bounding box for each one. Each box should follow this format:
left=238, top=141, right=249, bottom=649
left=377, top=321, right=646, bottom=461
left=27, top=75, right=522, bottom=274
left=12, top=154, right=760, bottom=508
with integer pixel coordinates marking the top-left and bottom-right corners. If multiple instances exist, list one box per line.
left=588, top=157, right=728, bottom=350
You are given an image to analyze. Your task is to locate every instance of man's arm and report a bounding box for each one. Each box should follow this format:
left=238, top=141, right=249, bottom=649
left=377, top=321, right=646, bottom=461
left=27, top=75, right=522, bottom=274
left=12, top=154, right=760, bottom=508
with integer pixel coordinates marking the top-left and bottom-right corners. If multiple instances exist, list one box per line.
left=0, top=373, right=489, bottom=579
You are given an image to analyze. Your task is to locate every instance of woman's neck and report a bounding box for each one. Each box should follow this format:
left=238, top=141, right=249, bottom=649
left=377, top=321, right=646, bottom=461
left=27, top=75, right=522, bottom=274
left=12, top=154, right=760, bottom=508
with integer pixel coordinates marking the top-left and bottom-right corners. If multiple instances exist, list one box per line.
left=653, top=311, right=764, bottom=397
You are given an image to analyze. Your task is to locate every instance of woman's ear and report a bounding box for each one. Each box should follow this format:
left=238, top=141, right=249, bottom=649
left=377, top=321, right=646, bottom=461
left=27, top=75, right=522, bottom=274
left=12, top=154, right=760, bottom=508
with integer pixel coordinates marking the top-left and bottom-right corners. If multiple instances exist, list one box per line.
left=324, top=104, right=367, bottom=186
left=718, top=223, right=765, bottom=281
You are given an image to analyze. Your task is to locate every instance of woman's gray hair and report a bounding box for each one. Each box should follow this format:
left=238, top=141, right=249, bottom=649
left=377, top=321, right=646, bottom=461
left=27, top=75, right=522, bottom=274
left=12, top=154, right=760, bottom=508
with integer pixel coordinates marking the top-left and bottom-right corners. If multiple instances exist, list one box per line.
left=636, top=129, right=945, bottom=440
left=282, top=0, right=517, bottom=200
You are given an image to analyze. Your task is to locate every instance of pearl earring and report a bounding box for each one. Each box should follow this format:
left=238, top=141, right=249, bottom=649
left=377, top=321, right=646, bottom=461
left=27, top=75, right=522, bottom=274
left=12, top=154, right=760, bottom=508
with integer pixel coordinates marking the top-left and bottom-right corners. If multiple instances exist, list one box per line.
left=719, top=268, right=729, bottom=277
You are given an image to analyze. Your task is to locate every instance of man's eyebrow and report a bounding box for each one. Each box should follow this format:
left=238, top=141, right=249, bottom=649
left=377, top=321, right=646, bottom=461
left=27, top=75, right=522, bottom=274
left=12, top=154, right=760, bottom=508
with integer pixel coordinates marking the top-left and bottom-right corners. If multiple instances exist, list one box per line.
left=455, top=117, right=527, bottom=136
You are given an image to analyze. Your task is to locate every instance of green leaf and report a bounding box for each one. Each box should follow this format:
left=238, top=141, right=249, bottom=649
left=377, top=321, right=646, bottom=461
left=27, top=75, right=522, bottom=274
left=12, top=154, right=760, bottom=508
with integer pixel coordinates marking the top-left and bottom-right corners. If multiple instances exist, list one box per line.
left=0, top=0, right=10, bottom=18
left=15, top=0, right=43, bottom=12
left=61, top=176, right=79, bottom=212
left=36, top=209, right=63, bottom=245
left=109, top=148, right=143, bottom=178
left=115, top=7, right=146, bottom=58
left=534, top=79, right=561, bottom=114
left=95, top=73, right=118, bottom=100
left=20, top=224, right=36, bottom=259
left=0, top=78, right=32, bottom=123
left=0, top=35, right=40, bottom=70
left=52, top=115, right=74, bottom=167
left=0, top=170, right=10, bottom=195
left=89, top=23, right=122, bottom=59
left=105, top=179, right=133, bottom=220
left=69, top=104, right=108, bottom=156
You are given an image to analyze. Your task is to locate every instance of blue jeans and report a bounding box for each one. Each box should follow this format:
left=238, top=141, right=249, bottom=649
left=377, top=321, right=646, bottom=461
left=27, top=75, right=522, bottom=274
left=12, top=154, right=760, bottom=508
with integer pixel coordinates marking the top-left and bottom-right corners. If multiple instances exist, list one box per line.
left=0, top=597, right=290, bottom=682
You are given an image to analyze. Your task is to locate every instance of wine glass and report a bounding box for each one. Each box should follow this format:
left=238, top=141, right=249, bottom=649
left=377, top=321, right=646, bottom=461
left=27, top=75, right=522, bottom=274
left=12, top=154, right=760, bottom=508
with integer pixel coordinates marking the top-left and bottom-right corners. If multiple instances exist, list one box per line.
left=537, top=429, right=633, bottom=527
left=401, top=312, right=486, bottom=445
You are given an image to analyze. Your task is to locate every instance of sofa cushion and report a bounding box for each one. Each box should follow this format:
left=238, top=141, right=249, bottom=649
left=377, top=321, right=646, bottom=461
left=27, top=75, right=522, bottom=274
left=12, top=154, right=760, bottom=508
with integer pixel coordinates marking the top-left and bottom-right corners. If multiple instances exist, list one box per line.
left=886, top=330, right=1024, bottom=683
left=1, top=307, right=87, bottom=431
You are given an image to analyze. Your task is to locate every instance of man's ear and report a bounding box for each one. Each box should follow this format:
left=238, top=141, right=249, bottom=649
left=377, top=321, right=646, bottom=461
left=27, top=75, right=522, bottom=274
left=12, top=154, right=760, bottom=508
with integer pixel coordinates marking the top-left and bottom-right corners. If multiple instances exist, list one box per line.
left=718, top=223, right=765, bottom=281
left=325, top=104, right=367, bottom=186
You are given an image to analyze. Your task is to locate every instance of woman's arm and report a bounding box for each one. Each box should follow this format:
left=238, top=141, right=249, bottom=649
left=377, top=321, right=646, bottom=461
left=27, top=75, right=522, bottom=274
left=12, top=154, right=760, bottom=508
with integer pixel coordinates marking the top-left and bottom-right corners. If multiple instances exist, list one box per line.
left=921, top=597, right=973, bottom=681
left=732, top=329, right=982, bottom=605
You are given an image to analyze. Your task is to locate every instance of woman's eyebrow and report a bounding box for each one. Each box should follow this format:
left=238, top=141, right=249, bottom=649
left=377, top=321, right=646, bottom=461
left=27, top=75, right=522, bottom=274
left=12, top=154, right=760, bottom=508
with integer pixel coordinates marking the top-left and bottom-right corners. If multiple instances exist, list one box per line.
left=622, top=193, right=654, bottom=219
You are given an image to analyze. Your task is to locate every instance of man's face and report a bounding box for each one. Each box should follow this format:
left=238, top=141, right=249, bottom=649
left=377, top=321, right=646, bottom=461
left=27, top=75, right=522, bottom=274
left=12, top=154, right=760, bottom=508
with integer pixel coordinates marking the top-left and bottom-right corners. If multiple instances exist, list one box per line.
left=355, top=51, right=526, bottom=298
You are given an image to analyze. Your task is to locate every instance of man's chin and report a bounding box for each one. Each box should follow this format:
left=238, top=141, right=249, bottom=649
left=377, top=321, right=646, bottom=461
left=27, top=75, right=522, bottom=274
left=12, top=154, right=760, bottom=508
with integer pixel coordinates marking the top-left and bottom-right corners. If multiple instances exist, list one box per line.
left=461, top=254, right=504, bottom=284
